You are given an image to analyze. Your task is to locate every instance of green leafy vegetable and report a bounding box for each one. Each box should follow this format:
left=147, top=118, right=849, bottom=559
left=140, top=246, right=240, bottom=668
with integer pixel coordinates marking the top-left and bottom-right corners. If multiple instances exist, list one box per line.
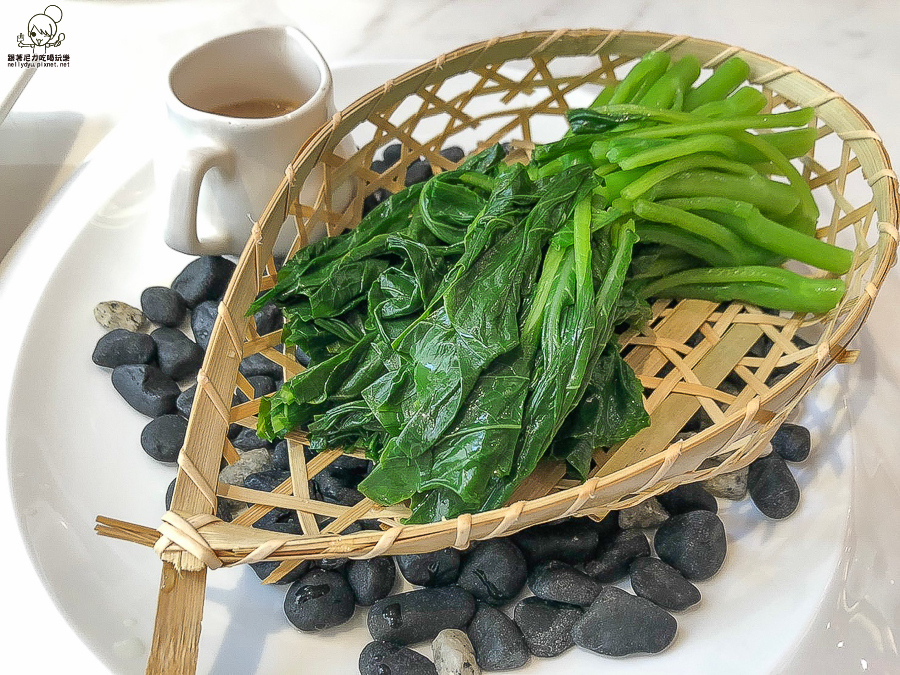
left=252, top=52, right=850, bottom=524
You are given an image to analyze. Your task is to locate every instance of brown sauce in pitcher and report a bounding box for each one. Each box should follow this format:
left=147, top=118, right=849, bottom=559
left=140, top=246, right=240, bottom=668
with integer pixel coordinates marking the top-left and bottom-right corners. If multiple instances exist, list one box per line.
left=208, top=98, right=302, bottom=119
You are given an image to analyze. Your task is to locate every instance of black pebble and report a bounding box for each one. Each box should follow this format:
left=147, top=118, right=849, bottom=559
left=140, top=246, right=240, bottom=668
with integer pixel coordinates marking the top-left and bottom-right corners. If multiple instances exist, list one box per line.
left=405, top=159, right=433, bottom=187
left=314, top=469, right=364, bottom=506
left=171, top=256, right=235, bottom=308
left=370, top=159, right=388, bottom=174
left=347, top=557, right=397, bottom=606
left=528, top=560, right=601, bottom=607
left=254, top=515, right=301, bottom=535
left=151, top=327, right=204, bottom=380
left=140, top=414, right=187, bottom=463
left=295, top=346, right=311, bottom=367
left=176, top=384, right=195, bottom=419
left=112, top=364, right=180, bottom=417
left=234, top=375, right=276, bottom=404
left=191, top=300, right=218, bottom=350
left=284, top=568, right=356, bottom=631
left=92, top=329, right=157, bottom=368
left=244, top=470, right=289, bottom=493
left=571, top=586, right=677, bottom=656
left=457, top=539, right=527, bottom=607
left=512, top=517, right=600, bottom=567
left=165, top=478, right=232, bottom=522
left=382, top=143, right=402, bottom=166
left=439, top=146, right=466, bottom=163
left=316, top=557, right=350, bottom=572
left=771, top=423, right=811, bottom=463
left=363, top=188, right=391, bottom=216
left=239, top=352, right=283, bottom=380
left=367, top=586, right=476, bottom=645
left=140, top=286, right=186, bottom=327
left=514, top=597, right=581, bottom=658
left=329, top=454, right=373, bottom=477
left=583, top=529, right=650, bottom=582
left=250, top=559, right=309, bottom=585
left=232, top=426, right=274, bottom=451
left=272, top=440, right=290, bottom=470
left=467, top=603, right=530, bottom=671
left=630, top=557, right=701, bottom=611
left=748, top=454, right=801, bottom=519
left=359, top=641, right=437, bottom=675
left=654, top=510, right=727, bottom=581
left=396, top=548, right=461, bottom=587
left=253, top=302, right=283, bottom=336
left=657, top=482, right=718, bottom=515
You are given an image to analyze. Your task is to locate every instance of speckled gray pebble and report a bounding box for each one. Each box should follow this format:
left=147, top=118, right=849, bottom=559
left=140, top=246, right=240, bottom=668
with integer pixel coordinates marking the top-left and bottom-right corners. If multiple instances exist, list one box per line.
left=432, top=629, right=480, bottom=675
left=457, top=539, right=527, bottom=607
left=630, top=557, right=701, bottom=611
left=748, top=454, right=800, bottom=519
left=527, top=561, right=600, bottom=607
left=617, top=497, right=670, bottom=529
left=771, top=423, right=811, bottom=463
left=111, top=364, right=180, bottom=417
left=513, top=597, right=581, bottom=658
left=397, top=548, right=462, bottom=587
left=92, top=329, right=156, bottom=368
left=467, top=604, right=529, bottom=671
left=347, top=557, right=397, bottom=606
left=283, top=568, right=355, bottom=631
left=140, top=414, right=186, bottom=463
left=511, top=517, right=600, bottom=566
left=654, top=510, right=727, bottom=581
left=219, top=448, right=272, bottom=486
left=191, top=300, right=218, bottom=350
left=94, top=300, right=144, bottom=331
left=359, top=641, right=438, bottom=675
left=657, top=482, right=718, bottom=515
left=368, top=586, right=476, bottom=645
left=171, top=255, right=235, bottom=308
left=150, top=327, right=204, bottom=380
left=703, top=466, right=749, bottom=500
left=140, top=286, right=186, bottom=327
left=571, top=586, right=676, bottom=656
left=583, top=529, right=650, bottom=582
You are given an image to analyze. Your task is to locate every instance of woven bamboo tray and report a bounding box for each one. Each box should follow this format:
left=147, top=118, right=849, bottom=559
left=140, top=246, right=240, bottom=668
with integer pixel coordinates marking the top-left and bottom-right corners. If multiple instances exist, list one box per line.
left=96, top=30, right=897, bottom=674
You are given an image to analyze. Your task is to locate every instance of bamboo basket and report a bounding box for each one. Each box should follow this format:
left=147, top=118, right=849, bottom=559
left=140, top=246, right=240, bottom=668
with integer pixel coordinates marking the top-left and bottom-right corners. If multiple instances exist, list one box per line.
left=96, top=30, right=897, bottom=674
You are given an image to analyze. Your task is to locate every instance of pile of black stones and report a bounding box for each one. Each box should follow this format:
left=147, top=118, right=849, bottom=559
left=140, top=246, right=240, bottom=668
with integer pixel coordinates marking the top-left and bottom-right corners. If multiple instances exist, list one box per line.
left=91, top=142, right=815, bottom=673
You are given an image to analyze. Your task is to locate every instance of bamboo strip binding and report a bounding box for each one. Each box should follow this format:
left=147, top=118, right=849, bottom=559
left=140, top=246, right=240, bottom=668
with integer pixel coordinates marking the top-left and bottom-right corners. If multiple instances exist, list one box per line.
left=94, top=30, right=897, bottom=675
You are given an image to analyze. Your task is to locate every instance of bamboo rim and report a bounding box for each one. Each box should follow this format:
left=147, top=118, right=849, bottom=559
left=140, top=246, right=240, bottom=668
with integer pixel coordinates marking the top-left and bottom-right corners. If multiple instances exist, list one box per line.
left=95, top=30, right=897, bottom=674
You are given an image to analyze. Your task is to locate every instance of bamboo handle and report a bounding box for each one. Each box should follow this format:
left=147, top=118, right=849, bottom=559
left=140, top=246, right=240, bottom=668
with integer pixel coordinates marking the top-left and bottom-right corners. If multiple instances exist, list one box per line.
left=146, top=564, right=207, bottom=675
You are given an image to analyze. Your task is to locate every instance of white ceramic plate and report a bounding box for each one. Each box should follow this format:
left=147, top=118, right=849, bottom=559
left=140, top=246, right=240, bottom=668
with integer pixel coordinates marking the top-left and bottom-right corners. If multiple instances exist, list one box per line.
left=1, top=61, right=898, bottom=675
left=0, top=67, right=36, bottom=126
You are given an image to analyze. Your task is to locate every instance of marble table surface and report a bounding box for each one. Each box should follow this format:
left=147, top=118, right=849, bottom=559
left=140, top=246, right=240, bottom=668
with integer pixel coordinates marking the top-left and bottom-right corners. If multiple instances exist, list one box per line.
left=0, top=1, right=898, bottom=673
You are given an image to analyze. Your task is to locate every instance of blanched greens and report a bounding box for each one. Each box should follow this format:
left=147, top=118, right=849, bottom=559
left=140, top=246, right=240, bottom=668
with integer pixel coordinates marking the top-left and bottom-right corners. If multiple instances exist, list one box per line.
left=252, top=53, right=850, bottom=523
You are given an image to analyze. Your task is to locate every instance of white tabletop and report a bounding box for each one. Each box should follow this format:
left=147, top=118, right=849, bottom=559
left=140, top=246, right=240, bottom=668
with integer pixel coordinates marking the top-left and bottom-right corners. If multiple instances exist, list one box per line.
left=1, top=1, right=899, bottom=673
